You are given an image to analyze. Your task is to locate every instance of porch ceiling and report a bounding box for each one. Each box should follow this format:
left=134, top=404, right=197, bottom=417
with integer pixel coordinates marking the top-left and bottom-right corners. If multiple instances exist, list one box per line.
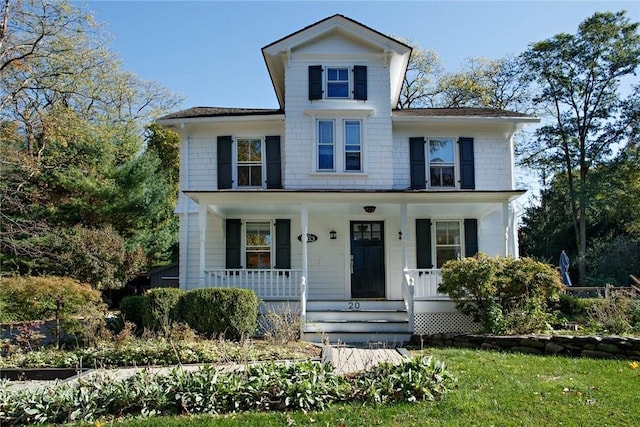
left=184, top=190, right=526, bottom=218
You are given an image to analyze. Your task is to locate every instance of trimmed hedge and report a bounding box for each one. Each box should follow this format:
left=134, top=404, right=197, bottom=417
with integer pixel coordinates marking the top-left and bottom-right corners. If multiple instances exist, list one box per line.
left=179, top=288, right=258, bottom=340
left=119, top=295, right=144, bottom=332
left=141, top=288, right=184, bottom=335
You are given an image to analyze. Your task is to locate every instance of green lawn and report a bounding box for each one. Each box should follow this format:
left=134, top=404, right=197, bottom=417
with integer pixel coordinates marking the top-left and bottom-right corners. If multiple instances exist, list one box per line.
left=95, top=347, right=640, bottom=426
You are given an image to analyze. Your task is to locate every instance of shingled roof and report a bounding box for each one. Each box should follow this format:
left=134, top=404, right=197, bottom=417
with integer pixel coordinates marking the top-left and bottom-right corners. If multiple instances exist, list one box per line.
left=392, top=108, right=534, bottom=118
left=159, top=107, right=284, bottom=120
left=160, top=106, right=534, bottom=121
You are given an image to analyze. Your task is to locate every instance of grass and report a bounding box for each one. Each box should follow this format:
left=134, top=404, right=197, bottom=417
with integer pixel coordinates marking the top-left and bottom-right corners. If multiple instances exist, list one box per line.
left=85, top=347, right=640, bottom=426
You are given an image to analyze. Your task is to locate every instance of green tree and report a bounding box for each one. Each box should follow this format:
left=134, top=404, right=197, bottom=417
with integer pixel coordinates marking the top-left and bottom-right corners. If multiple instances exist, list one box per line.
left=396, top=39, right=442, bottom=109
left=0, top=0, right=182, bottom=283
left=519, top=11, right=640, bottom=284
left=438, top=56, right=532, bottom=112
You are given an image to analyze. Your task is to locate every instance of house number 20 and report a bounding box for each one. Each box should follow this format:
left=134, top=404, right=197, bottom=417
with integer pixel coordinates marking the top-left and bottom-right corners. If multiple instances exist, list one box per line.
left=348, top=301, right=361, bottom=310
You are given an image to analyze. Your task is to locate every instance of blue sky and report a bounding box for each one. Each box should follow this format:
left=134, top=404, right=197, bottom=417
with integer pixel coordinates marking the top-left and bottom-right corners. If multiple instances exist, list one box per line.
left=85, top=1, right=639, bottom=111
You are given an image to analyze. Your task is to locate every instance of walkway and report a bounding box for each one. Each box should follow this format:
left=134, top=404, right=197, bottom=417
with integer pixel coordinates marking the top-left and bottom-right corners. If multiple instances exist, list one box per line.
left=321, top=345, right=411, bottom=374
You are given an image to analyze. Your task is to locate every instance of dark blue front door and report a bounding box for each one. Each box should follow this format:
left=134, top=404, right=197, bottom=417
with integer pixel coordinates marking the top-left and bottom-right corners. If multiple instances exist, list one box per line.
left=350, top=221, right=385, bottom=298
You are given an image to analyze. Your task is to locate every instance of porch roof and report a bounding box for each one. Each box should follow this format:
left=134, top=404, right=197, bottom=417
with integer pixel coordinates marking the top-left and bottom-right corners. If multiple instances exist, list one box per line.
left=184, top=189, right=525, bottom=218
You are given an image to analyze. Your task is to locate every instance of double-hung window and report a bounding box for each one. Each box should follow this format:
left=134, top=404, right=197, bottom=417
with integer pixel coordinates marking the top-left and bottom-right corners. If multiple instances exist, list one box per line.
left=435, top=220, right=461, bottom=268
left=429, top=138, right=455, bottom=188
left=344, top=120, right=361, bottom=171
left=316, top=119, right=363, bottom=172
left=237, top=138, right=263, bottom=187
left=326, top=67, right=349, bottom=98
left=245, top=221, right=271, bottom=269
left=317, top=120, right=335, bottom=171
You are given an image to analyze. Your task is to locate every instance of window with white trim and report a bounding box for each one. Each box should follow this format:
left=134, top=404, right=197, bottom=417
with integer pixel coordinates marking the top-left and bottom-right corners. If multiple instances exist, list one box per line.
left=435, top=220, right=461, bottom=268
left=236, top=138, right=263, bottom=187
left=326, top=67, right=349, bottom=98
left=428, top=138, right=455, bottom=188
left=245, top=221, right=272, bottom=269
left=317, top=120, right=335, bottom=170
left=344, top=120, right=362, bottom=171
left=316, top=118, right=364, bottom=173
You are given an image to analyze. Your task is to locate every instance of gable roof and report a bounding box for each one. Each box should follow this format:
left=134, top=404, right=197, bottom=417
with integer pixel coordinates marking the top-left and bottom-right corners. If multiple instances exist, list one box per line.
left=262, top=14, right=412, bottom=110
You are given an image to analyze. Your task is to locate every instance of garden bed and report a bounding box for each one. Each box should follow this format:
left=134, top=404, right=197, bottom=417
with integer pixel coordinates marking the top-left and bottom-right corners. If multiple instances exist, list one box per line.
left=0, top=367, right=87, bottom=381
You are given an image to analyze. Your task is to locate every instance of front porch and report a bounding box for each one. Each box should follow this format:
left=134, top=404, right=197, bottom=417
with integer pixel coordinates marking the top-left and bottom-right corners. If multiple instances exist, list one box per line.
left=199, top=267, right=452, bottom=344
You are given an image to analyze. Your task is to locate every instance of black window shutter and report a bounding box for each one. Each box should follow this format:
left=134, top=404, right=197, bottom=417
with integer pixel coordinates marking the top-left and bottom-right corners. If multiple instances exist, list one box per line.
left=217, top=135, right=233, bottom=189
left=416, top=219, right=433, bottom=268
left=265, top=135, right=282, bottom=189
left=353, top=65, right=367, bottom=100
left=308, top=65, right=323, bottom=100
left=275, top=219, right=291, bottom=269
left=225, top=219, right=242, bottom=268
left=409, top=137, right=426, bottom=189
left=459, top=137, right=475, bottom=189
left=464, top=218, right=479, bottom=258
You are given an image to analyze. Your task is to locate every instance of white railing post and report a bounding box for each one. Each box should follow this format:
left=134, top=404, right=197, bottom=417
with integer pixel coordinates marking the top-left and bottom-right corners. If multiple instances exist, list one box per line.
left=299, top=276, right=307, bottom=338
left=402, top=270, right=415, bottom=333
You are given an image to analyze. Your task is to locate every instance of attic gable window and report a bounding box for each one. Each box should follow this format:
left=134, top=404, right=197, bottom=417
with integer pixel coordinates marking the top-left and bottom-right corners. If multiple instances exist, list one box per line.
left=308, top=65, right=367, bottom=100
left=327, top=67, right=349, bottom=98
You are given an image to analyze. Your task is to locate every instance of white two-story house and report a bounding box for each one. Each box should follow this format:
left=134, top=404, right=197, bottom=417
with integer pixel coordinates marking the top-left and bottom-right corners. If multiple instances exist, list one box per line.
left=157, top=14, right=539, bottom=344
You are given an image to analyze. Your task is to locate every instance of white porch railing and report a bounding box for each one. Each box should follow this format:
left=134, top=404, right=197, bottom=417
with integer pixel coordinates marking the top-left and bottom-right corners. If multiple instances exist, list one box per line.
left=204, top=269, right=302, bottom=300
left=405, top=269, right=450, bottom=299
left=402, top=270, right=415, bottom=332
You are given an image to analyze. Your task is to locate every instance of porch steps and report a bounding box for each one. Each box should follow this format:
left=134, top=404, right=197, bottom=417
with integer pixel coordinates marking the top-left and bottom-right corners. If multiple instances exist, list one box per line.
left=302, top=300, right=412, bottom=346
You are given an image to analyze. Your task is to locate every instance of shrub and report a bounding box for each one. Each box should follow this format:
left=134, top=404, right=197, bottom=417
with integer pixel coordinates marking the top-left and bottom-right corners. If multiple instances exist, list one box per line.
left=119, top=295, right=144, bottom=332
left=439, top=255, right=564, bottom=334
left=586, top=296, right=638, bottom=334
left=261, top=303, right=302, bottom=344
left=179, top=288, right=258, bottom=340
left=0, top=276, right=106, bottom=347
left=141, top=288, right=183, bottom=336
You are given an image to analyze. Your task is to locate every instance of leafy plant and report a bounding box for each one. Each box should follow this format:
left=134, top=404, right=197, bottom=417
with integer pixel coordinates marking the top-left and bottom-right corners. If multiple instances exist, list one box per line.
left=141, top=288, right=183, bottom=336
left=0, top=276, right=106, bottom=347
left=439, top=255, right=563, bottom=334
left=119, top=295, right=145, bottom=333
left=179, top=288, right=258, bottom=341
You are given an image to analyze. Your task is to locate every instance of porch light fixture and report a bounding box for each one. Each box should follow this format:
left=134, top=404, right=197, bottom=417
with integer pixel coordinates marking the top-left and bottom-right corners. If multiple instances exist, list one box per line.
left=330, top=229, right=337, bottom=240
left=363, top=205, right=376, bottom=213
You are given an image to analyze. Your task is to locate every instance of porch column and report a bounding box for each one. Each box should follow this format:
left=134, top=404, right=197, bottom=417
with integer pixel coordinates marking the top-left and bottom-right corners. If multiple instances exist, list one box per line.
left=198, top=203, right=207, bottom=286
left=301, top=204, right=309, bottom=279
left=401, top=203, right=408, bottom=270
left=502, top=202, right=510, bottom=257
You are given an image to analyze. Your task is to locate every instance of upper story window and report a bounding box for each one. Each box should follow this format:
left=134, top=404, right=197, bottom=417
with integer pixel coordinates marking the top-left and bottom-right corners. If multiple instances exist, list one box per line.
left=409, top=136, right=475, bottom=190
left=316, top=118, right=363, bottom=173
left=344, top=120, right=362, bottom=171
left=236, top=138, right=263, bottom=187
left=309, top=65, right=367, bottom=101
left=318, top=120, right=335, bottom=170
left=327, top=68, right=349, bottom=98
left=429, top=138, right=455, bottom=188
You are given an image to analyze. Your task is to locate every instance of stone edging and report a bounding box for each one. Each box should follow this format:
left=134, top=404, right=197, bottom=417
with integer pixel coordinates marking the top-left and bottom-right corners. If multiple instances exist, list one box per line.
left=414, top=333, right=640, bottom=360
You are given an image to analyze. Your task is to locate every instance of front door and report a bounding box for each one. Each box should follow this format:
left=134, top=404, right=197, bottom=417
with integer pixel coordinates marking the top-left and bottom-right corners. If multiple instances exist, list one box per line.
left=350, top=221, right=385, bottom=298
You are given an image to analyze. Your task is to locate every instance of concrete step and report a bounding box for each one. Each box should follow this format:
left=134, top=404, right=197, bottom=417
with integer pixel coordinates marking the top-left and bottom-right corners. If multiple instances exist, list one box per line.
left=304, top=320, right=409, bottom=334
left=306, top=310, right=408, bottom=322
left=306, top=300, right=406, bottom=311
left=303, top=331, right=411, bottom=346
